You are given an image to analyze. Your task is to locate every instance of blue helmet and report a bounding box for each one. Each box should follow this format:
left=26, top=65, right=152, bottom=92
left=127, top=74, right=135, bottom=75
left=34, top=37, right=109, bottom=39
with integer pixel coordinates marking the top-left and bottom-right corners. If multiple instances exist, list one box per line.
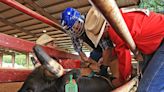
left=61, top=7, right=83, bottom=29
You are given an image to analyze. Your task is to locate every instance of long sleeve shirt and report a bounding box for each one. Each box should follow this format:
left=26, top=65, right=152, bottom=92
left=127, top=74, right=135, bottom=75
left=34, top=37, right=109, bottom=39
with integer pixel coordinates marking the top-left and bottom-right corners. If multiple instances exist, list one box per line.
left=108, top=9, right=164, bottom=81
left=71, top=31, right=113, bottom=54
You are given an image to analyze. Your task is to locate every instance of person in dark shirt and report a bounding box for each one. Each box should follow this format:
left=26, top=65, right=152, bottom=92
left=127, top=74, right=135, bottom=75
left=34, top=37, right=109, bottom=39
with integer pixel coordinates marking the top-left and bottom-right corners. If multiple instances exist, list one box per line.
left=61, top=7, right=114, bottom=76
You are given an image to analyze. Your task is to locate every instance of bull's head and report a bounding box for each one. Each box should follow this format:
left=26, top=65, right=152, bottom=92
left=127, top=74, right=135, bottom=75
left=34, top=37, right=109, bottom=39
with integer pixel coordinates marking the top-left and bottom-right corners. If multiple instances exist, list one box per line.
left=18, top=45, right=65, bottom=92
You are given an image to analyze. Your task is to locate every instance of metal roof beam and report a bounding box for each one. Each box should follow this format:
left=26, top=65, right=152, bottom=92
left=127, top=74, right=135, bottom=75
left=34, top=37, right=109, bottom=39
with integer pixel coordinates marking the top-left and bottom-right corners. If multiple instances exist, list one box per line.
left=24, top=0, right=60, bottom=24
left=0, top=17, right=37, bottom=38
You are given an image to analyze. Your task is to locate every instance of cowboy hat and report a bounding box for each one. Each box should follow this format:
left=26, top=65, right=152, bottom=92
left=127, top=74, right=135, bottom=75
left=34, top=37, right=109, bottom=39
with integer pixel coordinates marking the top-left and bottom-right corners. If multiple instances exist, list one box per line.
left=36, top=34, right=54, bottom=45
left=85, top=7, right=106, bottom=47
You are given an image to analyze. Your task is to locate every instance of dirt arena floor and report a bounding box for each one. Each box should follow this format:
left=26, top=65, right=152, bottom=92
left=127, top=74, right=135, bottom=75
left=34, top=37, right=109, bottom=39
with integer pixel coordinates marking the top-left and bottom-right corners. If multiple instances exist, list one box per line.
left=0, top=82, right=23, bottom=92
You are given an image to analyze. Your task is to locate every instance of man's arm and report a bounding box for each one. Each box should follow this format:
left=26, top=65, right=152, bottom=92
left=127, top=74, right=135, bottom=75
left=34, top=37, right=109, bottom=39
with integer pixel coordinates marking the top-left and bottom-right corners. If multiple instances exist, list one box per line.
left=71, top=35, right=96, bottom=63
left=99, top=34, right=115, bottom=65
left=71, top=35, right=82, bottom=53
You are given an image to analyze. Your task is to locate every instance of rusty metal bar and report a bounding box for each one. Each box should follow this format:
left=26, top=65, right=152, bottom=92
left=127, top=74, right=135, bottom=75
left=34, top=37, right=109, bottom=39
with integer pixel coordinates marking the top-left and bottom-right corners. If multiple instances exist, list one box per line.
left=89, top=0, right=137, bottom=54
left=0, top=0, right=66, bottom=33
left=0, top=33, right=80, bottom=60
left=0, top=68, right=32, bottom=83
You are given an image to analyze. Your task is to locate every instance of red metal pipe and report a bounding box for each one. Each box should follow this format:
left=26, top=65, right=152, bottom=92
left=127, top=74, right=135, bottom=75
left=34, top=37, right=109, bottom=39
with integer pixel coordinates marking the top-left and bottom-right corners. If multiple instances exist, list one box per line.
left=0, top=0, right=66, bottom=32
left=0, top=68, right=31, bottom=83
left=0, top=33, right=80, bottom=60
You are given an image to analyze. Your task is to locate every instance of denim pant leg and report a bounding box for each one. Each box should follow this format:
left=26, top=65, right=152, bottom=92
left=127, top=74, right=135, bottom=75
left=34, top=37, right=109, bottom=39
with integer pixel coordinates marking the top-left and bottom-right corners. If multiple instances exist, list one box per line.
left=137, top=42, right=164, bottom=92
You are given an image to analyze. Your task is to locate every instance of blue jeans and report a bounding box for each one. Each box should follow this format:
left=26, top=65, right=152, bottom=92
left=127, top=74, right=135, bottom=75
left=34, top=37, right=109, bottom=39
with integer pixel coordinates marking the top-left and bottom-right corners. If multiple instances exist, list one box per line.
left=137, top=41, right=164, bottom=92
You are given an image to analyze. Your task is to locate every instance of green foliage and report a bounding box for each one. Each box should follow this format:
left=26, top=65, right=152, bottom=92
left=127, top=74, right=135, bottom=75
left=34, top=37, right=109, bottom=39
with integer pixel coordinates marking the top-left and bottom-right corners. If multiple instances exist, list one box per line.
left=139, top=0, right=164, bottom=13
left=15, top=54, right=26, bottom=66
left=3, top=55, right=12, bottom=63
left=2, top=54, right=34, bottom=69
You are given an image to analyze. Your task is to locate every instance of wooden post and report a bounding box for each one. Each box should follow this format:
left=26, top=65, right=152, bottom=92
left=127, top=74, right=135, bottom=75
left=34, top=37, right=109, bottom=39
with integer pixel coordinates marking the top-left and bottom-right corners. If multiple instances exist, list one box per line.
left=26, top=53, right=29, bottom=68
left=11, top=53, right=15, bottom=68
left=0, top=53, right=3, bottom=67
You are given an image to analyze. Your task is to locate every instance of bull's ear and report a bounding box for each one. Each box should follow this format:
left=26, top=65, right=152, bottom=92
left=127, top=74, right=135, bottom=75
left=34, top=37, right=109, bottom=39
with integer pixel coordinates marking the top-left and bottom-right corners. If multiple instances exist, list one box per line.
left=33, top=45, right=64, bottom=78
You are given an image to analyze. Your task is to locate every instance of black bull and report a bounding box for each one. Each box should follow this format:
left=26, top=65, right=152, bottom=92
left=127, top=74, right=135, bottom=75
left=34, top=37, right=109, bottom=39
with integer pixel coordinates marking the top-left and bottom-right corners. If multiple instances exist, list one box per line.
left=18, top=45, right=113, bottom=92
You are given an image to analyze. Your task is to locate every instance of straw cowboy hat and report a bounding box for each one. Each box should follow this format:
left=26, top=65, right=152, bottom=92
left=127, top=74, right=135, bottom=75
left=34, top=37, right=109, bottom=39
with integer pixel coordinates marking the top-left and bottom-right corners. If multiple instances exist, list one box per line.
left=85, top=7, right=106, bottom=47
left=36, top=34, right=54, bottom=45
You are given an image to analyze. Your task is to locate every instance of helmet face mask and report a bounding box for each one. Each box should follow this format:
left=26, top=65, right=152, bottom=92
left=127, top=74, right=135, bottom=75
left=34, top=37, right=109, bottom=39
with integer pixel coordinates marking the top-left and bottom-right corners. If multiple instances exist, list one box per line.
left=71, top=19, right=84, bottom=37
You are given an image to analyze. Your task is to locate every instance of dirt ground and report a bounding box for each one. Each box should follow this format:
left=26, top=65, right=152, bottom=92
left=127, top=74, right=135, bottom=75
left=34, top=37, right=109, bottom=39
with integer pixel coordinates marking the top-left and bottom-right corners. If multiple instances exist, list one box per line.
left=0, top=82, right=23, bottom=92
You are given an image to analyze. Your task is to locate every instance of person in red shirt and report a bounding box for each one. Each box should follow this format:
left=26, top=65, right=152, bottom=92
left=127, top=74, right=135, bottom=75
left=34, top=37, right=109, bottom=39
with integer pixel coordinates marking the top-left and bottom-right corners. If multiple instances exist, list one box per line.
left=83, top=7, right=164, bottom=90
left=107, top=8, right=164, bottom=91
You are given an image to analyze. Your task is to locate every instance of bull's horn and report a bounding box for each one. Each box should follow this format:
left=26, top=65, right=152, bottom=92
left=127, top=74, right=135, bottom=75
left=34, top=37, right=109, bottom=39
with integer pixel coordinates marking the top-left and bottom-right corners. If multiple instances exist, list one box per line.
left=33, top=45, right=64, bottom=78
